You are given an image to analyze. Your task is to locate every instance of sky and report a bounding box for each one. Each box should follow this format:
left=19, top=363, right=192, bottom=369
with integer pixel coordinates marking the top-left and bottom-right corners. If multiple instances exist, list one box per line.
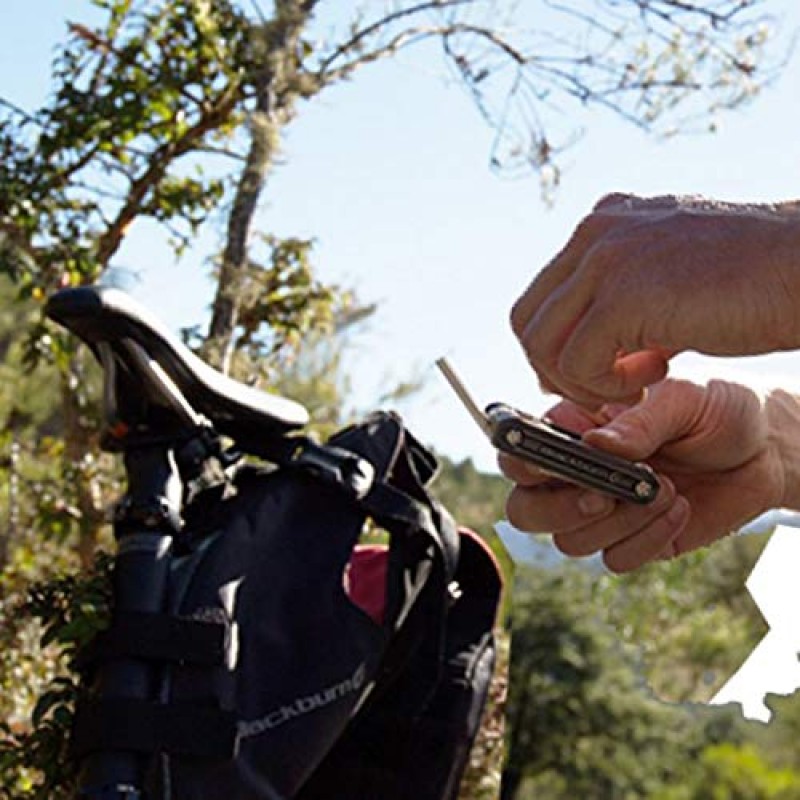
left=4, top=0, right=800, bottom=727
left=4, top=1, right=800, bottom=472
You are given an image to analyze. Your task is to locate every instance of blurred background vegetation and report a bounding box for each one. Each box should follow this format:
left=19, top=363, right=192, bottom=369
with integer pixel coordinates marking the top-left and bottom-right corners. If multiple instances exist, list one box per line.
left=1, top=1, right=800, bottom=798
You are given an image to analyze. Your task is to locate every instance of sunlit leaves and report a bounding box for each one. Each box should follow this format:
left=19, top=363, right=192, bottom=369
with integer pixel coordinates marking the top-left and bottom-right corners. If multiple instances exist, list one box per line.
left=0, top=554, right=112, bottom=798
left=0, top=0, right=254, bottom=293
left=212, top=233, right=342, bottom=378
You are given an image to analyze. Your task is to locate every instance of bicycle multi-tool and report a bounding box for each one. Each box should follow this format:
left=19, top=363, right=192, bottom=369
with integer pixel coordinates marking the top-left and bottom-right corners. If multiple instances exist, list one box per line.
left=435, top=358, right=659, bottom=505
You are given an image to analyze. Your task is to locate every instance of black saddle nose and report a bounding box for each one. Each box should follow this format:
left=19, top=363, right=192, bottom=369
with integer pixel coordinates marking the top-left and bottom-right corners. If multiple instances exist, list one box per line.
left=46, top=286, right=309, bottom=440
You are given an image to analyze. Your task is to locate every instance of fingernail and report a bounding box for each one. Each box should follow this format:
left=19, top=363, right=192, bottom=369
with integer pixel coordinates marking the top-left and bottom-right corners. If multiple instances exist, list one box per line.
left=667, top=498, right=689, bottom=524
left=591, top=427, right=623, bottom=444
left=521, top=461, right=546, bottom=479
left=578, top=491, right=613, bottom=516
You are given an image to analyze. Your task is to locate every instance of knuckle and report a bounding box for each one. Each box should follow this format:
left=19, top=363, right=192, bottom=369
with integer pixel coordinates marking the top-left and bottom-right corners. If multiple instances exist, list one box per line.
left=581, top=239, right=618, bottom=280
left=647, top=487, right=676, bottom=522
left=509, top=294, right=531, bottom=338
left=659, top=377, right=695, bottom=397
left=556, top=351, right=588, bottom=385
left=624, top=408, right=659, bottom=442
left=524, top=334, right=549, bottom=366
left=572, top=212, right=600, bottom=238
left=568, top=213, right=613, bottom=255
left=556, top=354, right=613, bottom=401
left=593, top=192, right=634, bottom=211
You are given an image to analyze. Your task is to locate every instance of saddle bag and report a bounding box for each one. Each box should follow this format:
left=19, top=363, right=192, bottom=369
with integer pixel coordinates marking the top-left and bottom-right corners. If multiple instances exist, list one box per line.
left=71, top=411, right=503, bottom=799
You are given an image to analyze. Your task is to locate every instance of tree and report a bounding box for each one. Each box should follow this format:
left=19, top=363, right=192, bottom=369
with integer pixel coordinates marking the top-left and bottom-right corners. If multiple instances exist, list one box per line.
left=595, top=532, right=771, bottom=704
left=499, top=559, right=800, bottom=800
left=0, top=0, right=791, bottom=796
left=501, top=564, right=697, bottom=798
left=0, top=0, right=782, bottom=566
left=654, top=743, right=800, bottom=800
left=1, top=0, right=781, bottom=343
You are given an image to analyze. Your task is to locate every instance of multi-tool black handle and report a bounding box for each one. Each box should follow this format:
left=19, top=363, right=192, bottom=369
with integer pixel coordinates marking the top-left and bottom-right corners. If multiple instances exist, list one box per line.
left=486, top=403, right=660, bottom=505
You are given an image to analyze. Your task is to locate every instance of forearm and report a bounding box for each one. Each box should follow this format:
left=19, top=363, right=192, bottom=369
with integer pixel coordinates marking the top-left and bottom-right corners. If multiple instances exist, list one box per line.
left=765, top=388, right=800, bottom=510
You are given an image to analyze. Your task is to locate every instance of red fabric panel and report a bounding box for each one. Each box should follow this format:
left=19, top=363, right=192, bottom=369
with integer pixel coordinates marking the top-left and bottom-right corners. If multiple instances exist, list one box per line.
left=345, top=544, right=389, bottom=625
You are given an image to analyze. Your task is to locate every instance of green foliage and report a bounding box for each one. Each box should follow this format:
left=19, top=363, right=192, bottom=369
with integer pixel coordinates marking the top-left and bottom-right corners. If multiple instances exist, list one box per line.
left=0, top=279, right=60, bottom=432
left=0, top=279, right=112, bottom=586
left=267, top=294, right=377, bottom=438
left=500, top=559, right=800, bottom=800
left=0, top=3, right=793, bottom=799
left=0, top=0, right=252, bottom=292
left=595, top=533, right=770, bottom=704
left=0, top=553, right=112, bottom=798
left=654, top=743, right=800, bottom=800
left=225, top=235, right=343, bottom=378
left=432, top=455, right=508, bottom=538
left=504, top=564, right=697, bottom=798
left=746, top=691, right=800, bottom=775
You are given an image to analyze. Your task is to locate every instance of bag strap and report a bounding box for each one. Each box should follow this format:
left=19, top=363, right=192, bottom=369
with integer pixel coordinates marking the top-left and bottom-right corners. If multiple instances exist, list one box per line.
left=250, top=411, right=460, bottom=583
left=247, top=433, right=377, bottom=499
left=71, top=698, right=237, bottom=760
left=76, top=611, right=228, bottom=671
left=360, top=482, right=458, bottom=587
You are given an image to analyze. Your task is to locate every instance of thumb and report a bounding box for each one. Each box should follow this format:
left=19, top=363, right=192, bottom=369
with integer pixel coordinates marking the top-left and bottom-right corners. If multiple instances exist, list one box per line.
left=582, top=381, right=704, bottom=460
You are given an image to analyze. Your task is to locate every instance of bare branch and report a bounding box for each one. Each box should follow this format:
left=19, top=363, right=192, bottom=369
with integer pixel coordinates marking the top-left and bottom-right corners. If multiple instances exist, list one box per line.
left=315, top=0, right=473, bottom=77
left=542, top=0, right=620, bottom=39
left=0, top=97, right=36, bottom=124
left=197, top=144, right=248, bottom=161
left=320, top=25, right=453, bottom=82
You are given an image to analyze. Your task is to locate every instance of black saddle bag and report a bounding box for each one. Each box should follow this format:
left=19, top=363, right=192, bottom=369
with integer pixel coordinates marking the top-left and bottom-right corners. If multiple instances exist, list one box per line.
left=72, top=411, right=502, bottom=800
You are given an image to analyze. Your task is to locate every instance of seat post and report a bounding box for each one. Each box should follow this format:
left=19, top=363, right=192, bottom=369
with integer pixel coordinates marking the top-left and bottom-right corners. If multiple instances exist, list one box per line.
left=78, top=438, right=184, bottom=799
left=76, top=344, right=211, bottom=798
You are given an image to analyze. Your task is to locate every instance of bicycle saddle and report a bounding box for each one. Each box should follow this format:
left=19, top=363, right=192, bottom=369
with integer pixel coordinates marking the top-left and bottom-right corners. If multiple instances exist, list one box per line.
left=46, top=286, right=310, bottom=438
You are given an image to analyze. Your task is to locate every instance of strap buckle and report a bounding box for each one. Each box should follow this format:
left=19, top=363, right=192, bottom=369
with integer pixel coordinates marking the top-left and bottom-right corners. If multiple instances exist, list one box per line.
left=290, top=440, right=375, bottom=500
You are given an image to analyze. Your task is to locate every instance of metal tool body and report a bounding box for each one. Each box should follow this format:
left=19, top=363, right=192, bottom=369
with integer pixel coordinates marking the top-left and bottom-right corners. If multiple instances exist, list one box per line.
left=485, top=402, right=658, bottom=504
left=435, top=358, right=659, bottom=505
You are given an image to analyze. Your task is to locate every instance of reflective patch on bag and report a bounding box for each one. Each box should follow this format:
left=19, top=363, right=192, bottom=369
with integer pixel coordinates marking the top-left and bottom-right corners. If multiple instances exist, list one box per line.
left=238, top=663, right=367, bottom=738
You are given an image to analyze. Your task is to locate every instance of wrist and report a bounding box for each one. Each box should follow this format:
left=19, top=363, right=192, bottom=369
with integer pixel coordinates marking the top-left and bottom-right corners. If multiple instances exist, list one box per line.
left=765, top=388, right=800, bottom=510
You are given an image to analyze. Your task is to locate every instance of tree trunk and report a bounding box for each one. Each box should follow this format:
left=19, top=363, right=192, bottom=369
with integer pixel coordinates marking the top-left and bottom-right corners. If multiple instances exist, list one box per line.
left=205, top=101, right=281, bottom=372
left=205, top=10, right=314, bottom=371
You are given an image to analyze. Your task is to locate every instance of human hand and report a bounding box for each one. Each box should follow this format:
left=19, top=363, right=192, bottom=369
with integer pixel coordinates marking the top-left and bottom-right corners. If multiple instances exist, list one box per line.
left=499, top=378, right=788, bottom=573
left=511, top=193, right=800, bottom=407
